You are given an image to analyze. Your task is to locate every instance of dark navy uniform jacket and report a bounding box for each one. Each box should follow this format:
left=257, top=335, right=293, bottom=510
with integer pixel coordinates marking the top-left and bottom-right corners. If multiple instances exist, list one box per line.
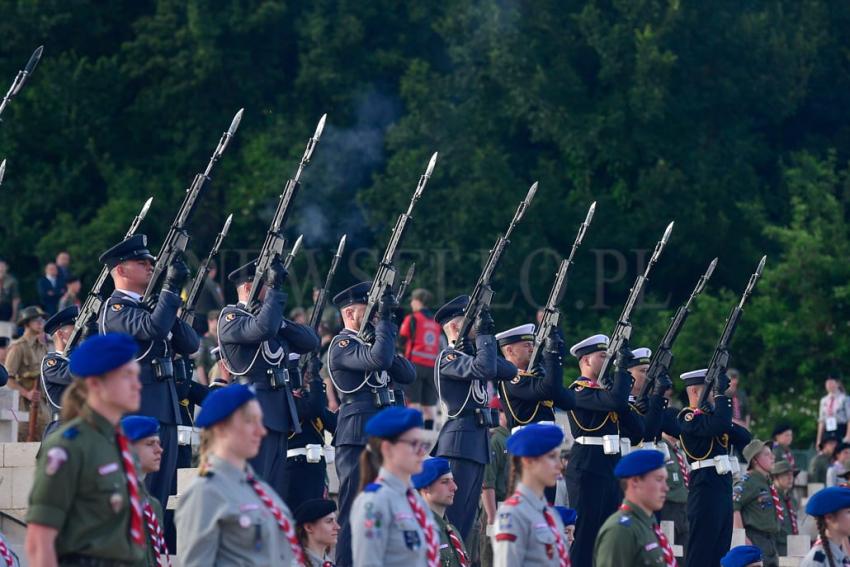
left=327, top=321, right=415, bottom=447
left=41, top=352, right=71, bottom=415
left=99, top=289, right=200, bottom=424
left=677, top=395, right=752, bottom=466
left=435, top=334, right=517, bottom=465
left=622, top=393, right=667, bottom=446
left=499, top=337, right=575, bottom=429
left=217, top=289, right=320, bottom=434
left=565, top=368, right=631, bottom=475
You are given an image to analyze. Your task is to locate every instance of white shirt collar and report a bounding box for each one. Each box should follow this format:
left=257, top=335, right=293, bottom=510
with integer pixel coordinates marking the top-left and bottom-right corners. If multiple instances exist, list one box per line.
left=116, top=289, right=143, bottom=302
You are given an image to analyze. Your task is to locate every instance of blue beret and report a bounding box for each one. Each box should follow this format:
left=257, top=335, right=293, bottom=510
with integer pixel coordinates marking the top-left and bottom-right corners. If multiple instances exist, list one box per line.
left=434, top=295, right=469, bottom=326
left=806, top=486, right=850, bottom=516
left=364, top=406, right=423, bottom=438
left=614, top=449, right=666, bottom=478
left=195, top=384, right=257, bottom=428
left=555, top=506, right=577, bottom=526
left=720, top=545, right=763, bottom=567
left=45, top=305, right=78, bottom=336
left=227, top=260, right=257, bottom=285
left=332, top=282, right=372, bottom=308
left=98, top=234, right=155, bottom=268
left=412, top=458, right=452, bottom=490
left=294, top=498, right=337, bottom=525
left=506, top=424, right=564, bottom=457
left=69, top=333, right=138, bottom=377
left=121, top=416, right=160, bottom=442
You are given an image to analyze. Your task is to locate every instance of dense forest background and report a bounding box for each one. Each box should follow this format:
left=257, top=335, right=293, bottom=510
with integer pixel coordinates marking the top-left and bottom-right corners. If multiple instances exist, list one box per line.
left=2, top=1, right=849, bottom=445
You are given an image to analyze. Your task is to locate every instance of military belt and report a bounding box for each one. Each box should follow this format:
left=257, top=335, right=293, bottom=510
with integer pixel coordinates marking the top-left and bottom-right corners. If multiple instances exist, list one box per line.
left=59, top=554, right=138, bottom=567
left=510, top=420, right=559, bottom=435
left=689, top=454, right=732, bottom=474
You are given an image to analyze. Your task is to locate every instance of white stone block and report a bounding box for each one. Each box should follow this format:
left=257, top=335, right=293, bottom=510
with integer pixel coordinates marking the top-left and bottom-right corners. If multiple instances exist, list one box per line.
left=177, top=468, right=198, bottom=494
left=11, top=466, right=35, bottom=508
left=0, top=468, right=13, bottom=509
left=731, top=528, right=747, bottom=548
left=660, top=520, right=676, bottom=543
left=808, top=482, right=825, bottom=496
left=787, top=534, right=811, bottom=557
left=4, top=443, right=39, bottom=467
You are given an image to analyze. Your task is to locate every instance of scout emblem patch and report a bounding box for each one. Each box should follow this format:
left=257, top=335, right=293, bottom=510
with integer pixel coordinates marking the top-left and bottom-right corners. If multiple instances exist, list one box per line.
left=111, top=304, right=123, bottom=312
left=45, top=447, right=68, bottom=476
left=403, top=530, right=421, bottom=550
left=110, top=492, right=124, bottom=513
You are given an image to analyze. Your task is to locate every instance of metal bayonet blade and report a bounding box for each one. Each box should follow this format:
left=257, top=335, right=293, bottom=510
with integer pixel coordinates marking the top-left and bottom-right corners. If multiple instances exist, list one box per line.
left=526, top=181, right=538, bottom=204
left=221, top=214, right=233, bottom=236
left=586, top=201, right=596, bottom=224
left=139, top=197, right=153, bottom=219
left=291, top=234, right=304, bottom=257
left=426, top=152, right=438, bottom=178
left=314, top=113, right=327, bottom=141
left=229, top=108, right=244, bottom=136
left=706, top=257, right=718, bottom=280
left=756, top=255, right=766, bottom=277
left=25, top=46, right=44, bottom=75
left=661, top=221, right=674, bottom=245
left=336, top=234, right=347, bottom=257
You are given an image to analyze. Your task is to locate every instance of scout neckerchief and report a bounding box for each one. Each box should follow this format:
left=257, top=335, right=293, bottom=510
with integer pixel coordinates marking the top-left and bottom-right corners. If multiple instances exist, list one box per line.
left=406, top=488, right=439, bottom=567
left=542, top=506, right=571, bottom=567
left=0, top=536, right=13, bottom=567
left=673, top=444, right=690, bottom=489
left=142, top=500, right=171, bottom=567
left=620, top=503, right=677, bottom=567
left=247, top=473, right=306, bottom=566
left=445, top=521, right=469, bottom=567
left=769, top=484, right=785, bottom=522
left=784, top=492, right=798, bottom=534
left=116, top=430, right=145, bottom=546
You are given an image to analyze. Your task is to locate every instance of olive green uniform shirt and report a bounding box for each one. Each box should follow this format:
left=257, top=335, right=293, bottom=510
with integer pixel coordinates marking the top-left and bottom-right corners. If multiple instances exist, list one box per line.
left=140, top=480, right=165, bottom=566
left=733, top=470, right=780, bottom=534
left=483, top=426, right=509, bottom=501
left=594, top=500, right=668, bottom=566
left=663, top=440, right=689, bottom=504
left=27, top=410, right=147, bottom=564
left=433, top=512, right=467, bottom=567
left=808, top=453, right=830, bottom=484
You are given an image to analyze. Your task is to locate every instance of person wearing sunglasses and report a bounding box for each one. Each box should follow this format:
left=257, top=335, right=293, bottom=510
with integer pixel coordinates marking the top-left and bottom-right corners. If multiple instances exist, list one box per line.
left=350, top=406, right=438, bottom=567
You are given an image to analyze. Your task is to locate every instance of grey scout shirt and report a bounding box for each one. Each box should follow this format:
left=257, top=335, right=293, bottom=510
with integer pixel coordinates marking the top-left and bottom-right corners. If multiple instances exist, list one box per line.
left=351, top=467, right=436, bottom=567
left=176, top=454, right=298, bottom=567
left=800, top=539, right=850, bottom=566
left=492, top=482, right=567, bottom=567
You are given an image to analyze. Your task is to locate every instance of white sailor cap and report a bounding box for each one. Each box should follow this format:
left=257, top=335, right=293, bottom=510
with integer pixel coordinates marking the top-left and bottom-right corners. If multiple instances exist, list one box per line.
left=628, top=347, right=652, bottom=368
left=680, top=368, right=707, bottom=386
left=569, top=334, right=610, bottom=358
left=495, top=324, right=536, bottom=347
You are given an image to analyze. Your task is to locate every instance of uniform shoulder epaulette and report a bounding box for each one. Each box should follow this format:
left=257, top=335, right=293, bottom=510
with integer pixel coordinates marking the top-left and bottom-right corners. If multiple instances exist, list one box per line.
left=504, top=493, right=521, bottom=506
left=62, top=426, right=79, bottom=440
left=569, top=377, right=601, bottom=391
left=363, top=482, right=382, bottom=493
left=813, top=550, right=825, bottom=562
left=617, top=514, right=632, bottom=526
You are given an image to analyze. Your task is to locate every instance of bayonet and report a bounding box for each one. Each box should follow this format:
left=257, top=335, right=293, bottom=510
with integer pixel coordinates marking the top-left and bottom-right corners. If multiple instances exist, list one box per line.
left=0, top=45, right=44, bottom=120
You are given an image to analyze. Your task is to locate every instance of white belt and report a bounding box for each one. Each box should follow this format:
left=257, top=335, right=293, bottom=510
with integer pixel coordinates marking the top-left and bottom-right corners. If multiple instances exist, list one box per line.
left=177, top=425, right=199, bottom=447
left=640, top=441, right=658, bottom=452
left=690, top=455, right=732, bottom=475
left=575, top=436, right=605, bottom=446
left=511, top=421, right=558, bottom=435
left=286, top=444, right=326, bottom=461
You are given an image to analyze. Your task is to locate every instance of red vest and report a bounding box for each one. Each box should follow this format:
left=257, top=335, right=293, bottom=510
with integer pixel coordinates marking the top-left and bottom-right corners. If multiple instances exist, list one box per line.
left=404, top=311, right=441, bottom=368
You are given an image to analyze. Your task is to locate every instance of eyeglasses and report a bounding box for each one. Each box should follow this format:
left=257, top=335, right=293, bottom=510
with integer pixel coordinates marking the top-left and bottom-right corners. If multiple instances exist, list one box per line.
left=395, top=438, right=432, bottom=454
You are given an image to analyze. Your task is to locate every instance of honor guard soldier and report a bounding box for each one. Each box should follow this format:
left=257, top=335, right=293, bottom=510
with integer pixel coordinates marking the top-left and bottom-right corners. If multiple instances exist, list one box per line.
left=495, top=323, right=575, bottom=432
left=413, top=457, right=470, bottom=567
left=122, top=415, right=170, bottom=567
left=326, top=281, right=415, bottom=567
left=282, top=353, right=337, bottom=511
left=25, top=333, right=148, bottom=567
left=295, top=498, right=340, bottom=567
left=677, top=369, right=752, bottom=567
left=177, top=384, right=305, bottom=566
left=771, top=460, right=798, bottom=557
left=625, top=347, right=673, bottom=449
left=800, top=486, right=850, bottom=566
left=492, top=423, right=570, bottom=567
left=593, top=450, right=677, bottom=567
left=563, top=334, right=632, bottom=567
left=350, top=407, right=438, bottom=567
left=97, top=234, right=199, bottom=519
left=40, top=305, right=78, bottom=439
left=217, top=259, right=320, bottom=495
left=6, top=305, right=49, bottom=441
left=433, top=296, right=518, bottom=541
left=734, top=439, right=780, bottom=566
left=721, top=545, right=764, bottom=567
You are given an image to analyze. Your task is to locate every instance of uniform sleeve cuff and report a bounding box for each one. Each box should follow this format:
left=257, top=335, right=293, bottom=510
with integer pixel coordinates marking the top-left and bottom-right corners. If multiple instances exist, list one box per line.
left=27, top=505, right=67, bottom=529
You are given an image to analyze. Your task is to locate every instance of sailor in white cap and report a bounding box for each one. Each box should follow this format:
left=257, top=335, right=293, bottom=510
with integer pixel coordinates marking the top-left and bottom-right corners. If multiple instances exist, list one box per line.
left=677, top=368, right=752, bottom=567
left=563, top=334, right=633, bottom=567
left=622, top=347, right=673, bottom=452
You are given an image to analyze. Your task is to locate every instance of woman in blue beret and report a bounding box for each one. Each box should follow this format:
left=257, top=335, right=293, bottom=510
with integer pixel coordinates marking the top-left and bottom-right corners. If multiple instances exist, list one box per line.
left=349, top=406, right=439, bottom=567
left=176, top=384, right=304, bottom=567
left=493, top=423, right=570, bottom=567
left=800, top=486, right=850, bottom=566
left=295, top=498, right=339, bottom=567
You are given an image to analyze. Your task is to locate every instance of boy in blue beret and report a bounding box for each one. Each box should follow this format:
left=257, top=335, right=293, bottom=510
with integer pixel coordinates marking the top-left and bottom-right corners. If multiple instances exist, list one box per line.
left=594, top=450, right=677, bottom=567
left=413, top=458, right=469, bottom=567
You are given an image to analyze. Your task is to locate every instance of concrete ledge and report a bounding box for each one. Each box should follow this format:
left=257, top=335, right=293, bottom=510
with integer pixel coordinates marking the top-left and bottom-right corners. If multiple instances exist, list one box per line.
left=3, top=443, right=38, bottom=468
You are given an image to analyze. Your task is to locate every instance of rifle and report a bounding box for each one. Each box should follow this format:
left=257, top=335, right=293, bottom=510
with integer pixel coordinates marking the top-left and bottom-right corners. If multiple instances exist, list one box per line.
left=597, top=221, right=674, bottom=388
left=456, top=182, right=538, bottom=343
left=246, top=115, right=326, bottom=309
left=396, top=264, right=416, bottom=305
left=0, top=45, right=43, bottom=121
left=301, top=235, right=347, bottom=376
left=357, top=152, right=437, bottom=339
left=528, top=201, right=596, bottom=370
left=639, top=257, right=717, bottom=399
left=63, top=197, right=154, bottom=356
left=180, top=214, right=232, bottom=328
left=143, top=108, right=244, bottom=302
left=697, top=255, right=766, bottom=408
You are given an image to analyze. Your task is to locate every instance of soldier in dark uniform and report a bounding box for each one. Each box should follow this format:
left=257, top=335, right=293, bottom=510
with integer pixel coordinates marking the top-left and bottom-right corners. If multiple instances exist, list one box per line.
left=217, top=259, right=320, bottom=496
left=677, top=368, right=752, bottom=567
left=281, top=352, right=337, bottom=511
left=563, top=334, right=633, bottom=567
left=40, top=306, right=78, bottom=439
left=326, top=281, right=415, bottom=567
left=623, top=347, right=672, bottom=453
left=433, top=295, right=517, bottom=541
left=97, top=234, right=199, bottom=521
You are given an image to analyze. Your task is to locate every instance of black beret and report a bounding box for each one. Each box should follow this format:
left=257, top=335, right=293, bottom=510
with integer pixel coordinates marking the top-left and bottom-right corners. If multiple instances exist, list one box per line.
left=44, top=305, right=79, bottom=336
left=98, top=234, right=155, bottom=268
left=772, top=422, right=792, bottom=438
left=227, top=260, right=258, bottom=285
left=294, top=498, right=337, bottom=525
left=434, top=295, right=469, bottom=326
left=332, top=282, right=371, bottom=308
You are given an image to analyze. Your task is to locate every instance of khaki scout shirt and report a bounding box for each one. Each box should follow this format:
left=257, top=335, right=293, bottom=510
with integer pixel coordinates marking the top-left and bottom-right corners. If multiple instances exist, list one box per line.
left=433, top=511, right=468, bottom=567
left=734, top=469, right=780, bottom=534
left=27, top=409, right=146, bottom=564
left=593, top=499, right=667, bottom=566
left=6, top=333, right=47, bottom=389
left=483, top=426, right=510, bottom=502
